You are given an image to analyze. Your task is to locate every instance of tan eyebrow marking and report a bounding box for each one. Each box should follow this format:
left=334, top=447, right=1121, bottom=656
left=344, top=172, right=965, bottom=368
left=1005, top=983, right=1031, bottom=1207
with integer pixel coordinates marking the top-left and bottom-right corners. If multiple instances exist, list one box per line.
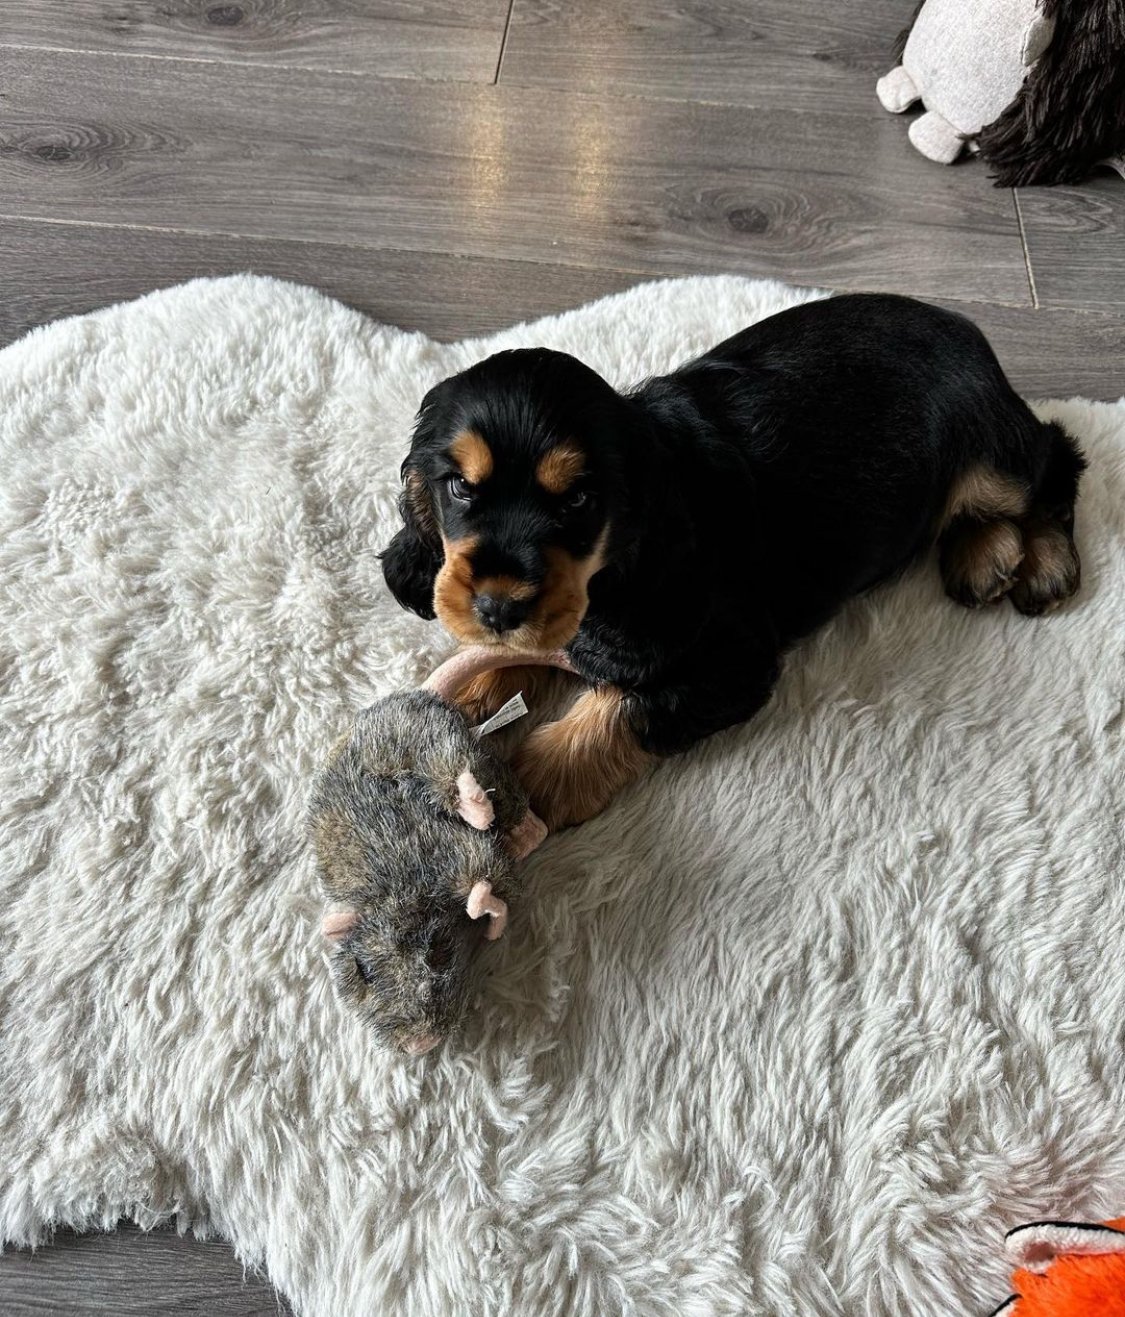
left=536, top=441, right=586, bottom=495
left=448, top=429, right=493, bottom=485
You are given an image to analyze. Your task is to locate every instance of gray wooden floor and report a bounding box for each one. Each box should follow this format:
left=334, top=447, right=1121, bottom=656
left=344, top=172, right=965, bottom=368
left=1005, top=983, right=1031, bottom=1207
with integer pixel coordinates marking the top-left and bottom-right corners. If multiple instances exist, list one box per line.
left=1, top=1, right=1124, bottom=398
left=1, top=2, right=1123, bottom=1313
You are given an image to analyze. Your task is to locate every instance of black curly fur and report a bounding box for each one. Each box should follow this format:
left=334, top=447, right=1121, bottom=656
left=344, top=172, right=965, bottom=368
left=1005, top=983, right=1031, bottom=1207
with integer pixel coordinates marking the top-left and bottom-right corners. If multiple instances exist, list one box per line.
left=977, top=0, right=1125, bottom=186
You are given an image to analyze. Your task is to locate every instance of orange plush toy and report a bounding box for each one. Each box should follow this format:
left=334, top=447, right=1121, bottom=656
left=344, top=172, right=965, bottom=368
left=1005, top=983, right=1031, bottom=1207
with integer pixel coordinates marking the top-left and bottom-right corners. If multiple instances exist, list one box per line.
left=990, top=1218, right=1125, bottom=1315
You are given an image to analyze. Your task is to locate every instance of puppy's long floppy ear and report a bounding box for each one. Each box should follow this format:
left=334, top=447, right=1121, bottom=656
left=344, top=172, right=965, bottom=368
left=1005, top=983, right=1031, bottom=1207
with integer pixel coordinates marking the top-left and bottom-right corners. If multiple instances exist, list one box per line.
left=380, top=462, right=442, bottom=619
left=380, top=382, right=453, bottom=617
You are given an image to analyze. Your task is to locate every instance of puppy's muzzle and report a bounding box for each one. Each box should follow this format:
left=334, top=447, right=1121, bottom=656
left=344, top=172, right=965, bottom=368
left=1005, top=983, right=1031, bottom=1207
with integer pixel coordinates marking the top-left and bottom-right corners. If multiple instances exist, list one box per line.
left=473, top=590, right=536, bottom=635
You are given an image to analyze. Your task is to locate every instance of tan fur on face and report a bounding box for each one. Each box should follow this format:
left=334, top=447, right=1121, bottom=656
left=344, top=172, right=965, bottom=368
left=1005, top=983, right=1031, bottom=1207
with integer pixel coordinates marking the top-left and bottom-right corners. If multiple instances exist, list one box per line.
left=944, top=466, right=1029, bottom=526
left=513, top=536, right=607, bottom=650
left=433, top=530, right=609, bottom=651
left=449, top=430, right=493, bottom=485
left=536, top=441, right=586, bottom=495
left=513, top=686, right=653, bottom=830
left=433, top=536, right=479, bottom=638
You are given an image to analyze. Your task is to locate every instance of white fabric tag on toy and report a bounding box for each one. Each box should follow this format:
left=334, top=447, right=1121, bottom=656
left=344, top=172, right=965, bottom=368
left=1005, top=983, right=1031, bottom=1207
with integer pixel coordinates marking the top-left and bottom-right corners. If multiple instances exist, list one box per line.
left=473, top=692, right=528, bottom=737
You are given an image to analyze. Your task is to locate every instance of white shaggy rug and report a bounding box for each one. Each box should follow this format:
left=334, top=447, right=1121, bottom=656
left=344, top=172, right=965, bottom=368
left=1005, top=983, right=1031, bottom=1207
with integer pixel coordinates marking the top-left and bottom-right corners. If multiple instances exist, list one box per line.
left=1, top=274, right=1124, bottom=1317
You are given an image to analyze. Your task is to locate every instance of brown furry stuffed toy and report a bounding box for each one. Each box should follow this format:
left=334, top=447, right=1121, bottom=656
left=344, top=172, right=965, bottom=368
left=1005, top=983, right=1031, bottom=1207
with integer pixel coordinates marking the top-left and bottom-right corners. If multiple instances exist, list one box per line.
left=309, top=646, right=575, bottom=1056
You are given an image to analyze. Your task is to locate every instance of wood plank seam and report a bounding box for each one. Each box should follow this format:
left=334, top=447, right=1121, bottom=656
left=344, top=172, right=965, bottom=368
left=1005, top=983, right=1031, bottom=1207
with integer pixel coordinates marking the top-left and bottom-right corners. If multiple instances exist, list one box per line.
left=493, top=0, right=516, bottom=84
left=0, top=214, right=1063, bottom=316
left=1012, top=190, right=1040, bottom=310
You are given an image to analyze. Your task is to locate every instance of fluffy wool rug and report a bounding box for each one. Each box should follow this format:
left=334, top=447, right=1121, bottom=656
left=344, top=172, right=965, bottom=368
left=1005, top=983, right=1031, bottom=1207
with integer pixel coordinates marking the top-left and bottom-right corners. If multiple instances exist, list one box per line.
left=1, top=274, right=1124, bottom=1317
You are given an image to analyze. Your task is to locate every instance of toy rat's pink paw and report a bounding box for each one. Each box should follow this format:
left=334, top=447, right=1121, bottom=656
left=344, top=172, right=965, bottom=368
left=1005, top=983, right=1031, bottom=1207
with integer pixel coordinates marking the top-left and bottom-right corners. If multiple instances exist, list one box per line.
left=322, top=909, right=359, bottom=941
left=455, top=768, right=495, bottom=830
left=402, top=1033, right=441, bottom=1057
left=505, top=809, right=548, bottom=860
left=466, top=879, right=508, bottom=940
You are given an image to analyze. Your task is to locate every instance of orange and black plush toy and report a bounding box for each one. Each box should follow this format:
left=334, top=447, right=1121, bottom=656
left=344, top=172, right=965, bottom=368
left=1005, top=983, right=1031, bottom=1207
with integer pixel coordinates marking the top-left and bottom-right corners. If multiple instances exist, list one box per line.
left=990, top=1219, right=1125, bottom=1315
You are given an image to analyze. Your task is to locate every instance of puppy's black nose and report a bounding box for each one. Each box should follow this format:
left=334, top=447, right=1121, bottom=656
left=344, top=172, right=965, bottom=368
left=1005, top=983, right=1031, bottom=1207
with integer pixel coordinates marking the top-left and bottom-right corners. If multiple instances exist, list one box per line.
left=473, top=593, right=531, bottom=634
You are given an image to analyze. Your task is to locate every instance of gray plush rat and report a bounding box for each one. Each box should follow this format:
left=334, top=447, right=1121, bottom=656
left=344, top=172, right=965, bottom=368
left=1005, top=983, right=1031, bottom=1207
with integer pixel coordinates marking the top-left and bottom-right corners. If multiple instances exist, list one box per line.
left=309, top=646, right=574, bottom=1056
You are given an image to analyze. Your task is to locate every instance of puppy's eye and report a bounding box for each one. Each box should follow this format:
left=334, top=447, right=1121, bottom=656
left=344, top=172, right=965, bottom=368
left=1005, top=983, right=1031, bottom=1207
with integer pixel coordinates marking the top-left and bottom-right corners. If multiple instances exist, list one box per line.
left=564, top=488, right=591, bottom=513
left=447, top=474, right=474, bottom=503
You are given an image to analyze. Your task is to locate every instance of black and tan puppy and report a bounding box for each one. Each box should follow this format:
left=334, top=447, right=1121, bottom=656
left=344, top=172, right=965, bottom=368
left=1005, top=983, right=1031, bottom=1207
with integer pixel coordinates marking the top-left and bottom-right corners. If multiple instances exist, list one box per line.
left=382, top=294, right=1085, bottom=829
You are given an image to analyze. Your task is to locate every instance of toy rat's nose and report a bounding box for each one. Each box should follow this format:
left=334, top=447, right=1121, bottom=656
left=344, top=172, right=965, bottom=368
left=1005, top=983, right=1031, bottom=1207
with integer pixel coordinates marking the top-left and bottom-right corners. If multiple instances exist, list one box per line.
left=402, top=1033, right=441, bottom=1056
left=473, top=592, right=532, bottom=634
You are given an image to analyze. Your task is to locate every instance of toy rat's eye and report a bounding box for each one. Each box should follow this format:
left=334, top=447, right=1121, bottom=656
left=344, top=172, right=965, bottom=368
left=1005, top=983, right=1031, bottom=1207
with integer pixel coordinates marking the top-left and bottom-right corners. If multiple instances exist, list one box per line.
left=353, top=955, right=376, bottom=986
left=447, top=474, right=473, bottom=503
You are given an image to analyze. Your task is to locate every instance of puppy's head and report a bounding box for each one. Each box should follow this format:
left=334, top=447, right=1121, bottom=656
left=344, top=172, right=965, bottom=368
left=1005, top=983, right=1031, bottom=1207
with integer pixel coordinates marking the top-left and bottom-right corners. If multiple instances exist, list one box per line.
left=382, top=348, right=629, bottom=650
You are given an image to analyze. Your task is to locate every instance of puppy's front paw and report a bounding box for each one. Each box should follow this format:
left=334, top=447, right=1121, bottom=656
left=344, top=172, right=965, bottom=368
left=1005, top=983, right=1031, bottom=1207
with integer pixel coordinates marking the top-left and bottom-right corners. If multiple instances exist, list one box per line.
left=512, top=688, right=651, bottom=831
left=940, top=517, right=1023, bottom=609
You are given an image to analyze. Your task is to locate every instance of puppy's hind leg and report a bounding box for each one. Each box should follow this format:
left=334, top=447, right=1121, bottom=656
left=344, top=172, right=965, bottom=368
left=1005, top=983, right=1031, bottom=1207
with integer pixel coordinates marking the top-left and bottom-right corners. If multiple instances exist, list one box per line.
left=939, top=464, right=1030, bottom=609
left=1009, top=516, right=1081, bottom=616
left=1009, top=422, right=1086, bottom=617
left=940, top=515, right=1024, bottom=609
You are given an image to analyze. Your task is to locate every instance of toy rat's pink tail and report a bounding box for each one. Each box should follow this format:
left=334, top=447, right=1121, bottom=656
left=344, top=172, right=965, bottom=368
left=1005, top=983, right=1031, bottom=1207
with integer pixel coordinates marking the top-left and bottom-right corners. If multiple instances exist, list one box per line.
left=422, top=645, right=575, bottom=701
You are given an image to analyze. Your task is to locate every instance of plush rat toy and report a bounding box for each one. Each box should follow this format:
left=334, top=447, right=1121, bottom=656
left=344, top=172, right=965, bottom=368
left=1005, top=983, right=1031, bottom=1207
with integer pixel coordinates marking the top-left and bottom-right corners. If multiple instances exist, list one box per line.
left=877, top=0, right=1125, bottom=185
left=309, top=646, right=575, bottom=1056
left=990, top=1217, right=1125, bottom=1315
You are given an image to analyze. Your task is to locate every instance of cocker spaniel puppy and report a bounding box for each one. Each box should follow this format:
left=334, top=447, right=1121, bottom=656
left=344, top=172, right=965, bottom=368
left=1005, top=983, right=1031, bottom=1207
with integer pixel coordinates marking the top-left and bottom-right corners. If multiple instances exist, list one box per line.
left=382, top=294, right=1085, bottom=829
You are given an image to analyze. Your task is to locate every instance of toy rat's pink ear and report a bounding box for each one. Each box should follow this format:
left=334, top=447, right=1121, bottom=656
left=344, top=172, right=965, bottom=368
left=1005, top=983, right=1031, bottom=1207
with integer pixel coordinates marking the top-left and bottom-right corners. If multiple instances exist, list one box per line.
left=466, top=880, right=508, bottom=940
left=455, top=768, right=495, bottom=831
left=322, top=909, right=360, bottom=941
